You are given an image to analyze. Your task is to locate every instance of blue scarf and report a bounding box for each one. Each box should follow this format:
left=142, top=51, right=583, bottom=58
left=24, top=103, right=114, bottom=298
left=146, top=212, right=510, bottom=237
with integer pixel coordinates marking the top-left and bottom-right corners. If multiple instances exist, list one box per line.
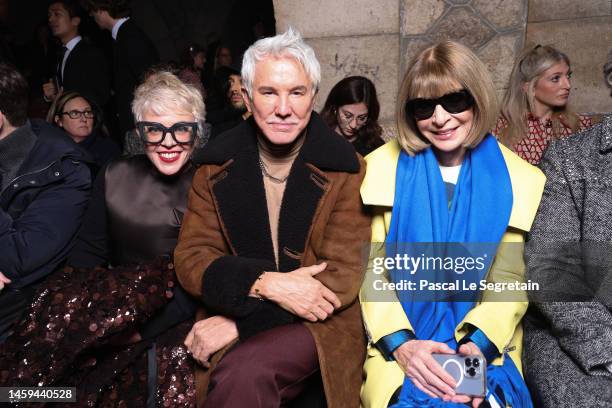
left=386, top=135, right=532, bottom=407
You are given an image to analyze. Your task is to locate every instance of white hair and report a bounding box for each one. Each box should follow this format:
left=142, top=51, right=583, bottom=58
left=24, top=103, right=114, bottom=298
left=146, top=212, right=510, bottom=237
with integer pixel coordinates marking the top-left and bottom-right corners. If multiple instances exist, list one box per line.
left=241, top=27, right=321, bottom=98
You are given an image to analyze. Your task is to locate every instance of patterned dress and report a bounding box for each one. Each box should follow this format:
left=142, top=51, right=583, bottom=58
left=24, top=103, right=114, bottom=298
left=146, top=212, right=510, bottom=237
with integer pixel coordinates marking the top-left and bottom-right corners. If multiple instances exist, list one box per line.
left=493, top=113, right=593, bottom=165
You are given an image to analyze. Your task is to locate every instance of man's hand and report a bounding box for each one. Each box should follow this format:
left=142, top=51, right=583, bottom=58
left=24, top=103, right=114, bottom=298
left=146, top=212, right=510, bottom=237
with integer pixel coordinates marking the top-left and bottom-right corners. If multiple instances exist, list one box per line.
left=184, top=315, right=238, bottom=368
left=392, top=340, right=458, bottom=400
left=251, top=263, right=341, bottom=322
left=0, top=272, right=11, bottom=292
left=42, top=79, right=57, bottom=101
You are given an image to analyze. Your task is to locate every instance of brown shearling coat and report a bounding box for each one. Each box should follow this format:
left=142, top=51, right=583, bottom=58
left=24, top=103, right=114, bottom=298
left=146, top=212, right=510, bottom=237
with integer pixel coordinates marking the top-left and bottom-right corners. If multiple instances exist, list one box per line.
left=174, top=113, right=371, bottom=408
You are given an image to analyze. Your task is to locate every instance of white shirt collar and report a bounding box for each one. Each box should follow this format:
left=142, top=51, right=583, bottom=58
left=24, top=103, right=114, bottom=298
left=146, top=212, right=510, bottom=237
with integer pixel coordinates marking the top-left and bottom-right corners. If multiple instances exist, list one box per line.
left=111, top=17, right=129, bottom=40
left=64, top=35, right=81, bottom=51
left=60, top=36, right=82, bottom=79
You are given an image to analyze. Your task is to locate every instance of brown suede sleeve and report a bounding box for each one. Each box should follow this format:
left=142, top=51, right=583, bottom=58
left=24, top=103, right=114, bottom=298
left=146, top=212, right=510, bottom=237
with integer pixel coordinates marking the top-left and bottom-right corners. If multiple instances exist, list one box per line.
left=175, top=165, right=227, bottom=297
left=310, top=157, right=371, bottom=310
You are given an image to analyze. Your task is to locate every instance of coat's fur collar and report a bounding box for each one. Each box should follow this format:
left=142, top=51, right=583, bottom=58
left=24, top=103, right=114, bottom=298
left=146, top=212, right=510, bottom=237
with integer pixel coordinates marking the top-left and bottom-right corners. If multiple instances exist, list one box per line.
left=193, top=112, right=360, bottom=173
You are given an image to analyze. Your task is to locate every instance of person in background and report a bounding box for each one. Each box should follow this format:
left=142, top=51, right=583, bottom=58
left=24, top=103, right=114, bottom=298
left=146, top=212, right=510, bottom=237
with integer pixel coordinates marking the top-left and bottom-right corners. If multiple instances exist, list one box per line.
left=494, top=45, right=592, bottom=165
left=203, top=44, right=236, bottom=112
left=83, top=0, right=159, bottom=138
left=214, top=44, right=233, bottom=71
left=360, top=40, right=543, bottom=407
left=48, top=91, right=120, bottom=169
left=178, top=42, right=206, bottom=98
left=43, top=0, right=110, bottom=109
left=0, top=71, right=205, bottom=406
left=0, top=63, right=91, bottom=342
left=320, top=75, right=385, bottom=156
left=208, top=66, right=250, bottom=139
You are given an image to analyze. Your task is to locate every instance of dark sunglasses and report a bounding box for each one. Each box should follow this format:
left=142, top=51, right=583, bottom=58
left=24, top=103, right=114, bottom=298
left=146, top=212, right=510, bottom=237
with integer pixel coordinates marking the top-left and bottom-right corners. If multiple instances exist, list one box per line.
left=136, top=121, right=198, bottom=146
left=405, top=90, right=475, bottom=120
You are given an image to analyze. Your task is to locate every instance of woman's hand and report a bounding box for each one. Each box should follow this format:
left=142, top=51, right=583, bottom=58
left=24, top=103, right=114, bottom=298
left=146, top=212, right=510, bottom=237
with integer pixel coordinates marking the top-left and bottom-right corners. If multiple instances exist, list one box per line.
left=392, top=340, right=458, bottom=400
left=392, top=340, right=485, bottom=406
left=184, top=315, right=238, bottom=368
left=250, top=263, right=341, bottom=322
left=456, top=342, right=485, bottom=408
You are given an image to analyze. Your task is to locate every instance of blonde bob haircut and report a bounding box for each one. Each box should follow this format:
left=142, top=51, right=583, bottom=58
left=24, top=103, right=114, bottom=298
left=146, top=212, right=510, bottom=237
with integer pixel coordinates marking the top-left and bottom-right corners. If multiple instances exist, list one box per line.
left=397, top=40, right=498, bottom=155
left=132, top=70, right=206, bottom=138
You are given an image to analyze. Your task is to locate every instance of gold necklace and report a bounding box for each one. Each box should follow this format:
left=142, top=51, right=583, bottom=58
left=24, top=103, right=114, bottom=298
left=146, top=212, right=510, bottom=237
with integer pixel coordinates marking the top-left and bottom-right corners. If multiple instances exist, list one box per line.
left=258, top=159, right=288, bottom=184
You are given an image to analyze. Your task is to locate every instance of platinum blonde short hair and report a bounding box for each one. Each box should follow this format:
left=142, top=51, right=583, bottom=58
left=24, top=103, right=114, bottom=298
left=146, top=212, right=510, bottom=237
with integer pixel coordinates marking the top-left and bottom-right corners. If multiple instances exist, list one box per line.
left=397, top=40, right=498, bottom=155
left=241, top=27, right=321, bottom=98
left=132, top=70, right=206, bottom=138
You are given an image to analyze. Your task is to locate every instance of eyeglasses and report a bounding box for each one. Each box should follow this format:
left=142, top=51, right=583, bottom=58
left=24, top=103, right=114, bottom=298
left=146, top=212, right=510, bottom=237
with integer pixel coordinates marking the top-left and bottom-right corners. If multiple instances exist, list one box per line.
left=405, top=90, right=475, bottom=120
left=136, top=121, right=198, bottom=145
left=62, top=109, right=95, bottom=119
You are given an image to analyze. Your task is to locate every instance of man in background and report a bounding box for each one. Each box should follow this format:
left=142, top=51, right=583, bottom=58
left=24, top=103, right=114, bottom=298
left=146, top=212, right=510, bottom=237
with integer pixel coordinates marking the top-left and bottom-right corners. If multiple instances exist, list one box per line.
left=43, top=0, right=110, bottom=108
left=209, top=66, right=251, bottom=139
left=83, top=0, right=158, bottom=137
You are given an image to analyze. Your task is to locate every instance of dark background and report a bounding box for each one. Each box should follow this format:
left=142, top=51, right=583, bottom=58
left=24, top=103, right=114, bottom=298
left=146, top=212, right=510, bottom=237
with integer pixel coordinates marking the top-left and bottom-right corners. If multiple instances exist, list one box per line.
left=0, top=0, right=275, bottom=116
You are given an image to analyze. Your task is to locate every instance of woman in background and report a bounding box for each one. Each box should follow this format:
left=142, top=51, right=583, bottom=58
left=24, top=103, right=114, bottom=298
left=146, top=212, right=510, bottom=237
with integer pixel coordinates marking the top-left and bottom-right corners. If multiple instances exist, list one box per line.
left=320, top=75, right=384, bottom=156
left=49, top=91, right=120, bottom=168
left=495, top=45, right=592, bottom=164
left=178, top=43, right=206, bottom=97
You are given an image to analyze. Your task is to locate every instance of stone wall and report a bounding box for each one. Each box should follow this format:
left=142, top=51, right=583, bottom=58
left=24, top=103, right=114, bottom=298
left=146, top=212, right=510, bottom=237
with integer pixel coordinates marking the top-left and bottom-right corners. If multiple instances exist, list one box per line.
left=525, top=0, right=612, bottom=114
left=274, top=0, right=528, bottom=136
left=273, top=0, right=610, bottom=134
left=274, top=0, right=401, bottom=130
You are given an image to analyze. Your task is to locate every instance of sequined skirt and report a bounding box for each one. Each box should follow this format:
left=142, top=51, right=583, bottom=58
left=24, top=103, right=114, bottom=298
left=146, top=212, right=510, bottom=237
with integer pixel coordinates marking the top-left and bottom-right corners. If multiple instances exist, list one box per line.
left=0, top=259, right=196, bottom=407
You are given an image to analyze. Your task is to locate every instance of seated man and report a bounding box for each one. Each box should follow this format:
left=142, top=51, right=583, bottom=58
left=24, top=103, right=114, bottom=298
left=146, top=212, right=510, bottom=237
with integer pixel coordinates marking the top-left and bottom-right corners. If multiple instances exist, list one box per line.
left=174, top=28, right=371, bottom=407
left=0, top=63, right=91, bottom=341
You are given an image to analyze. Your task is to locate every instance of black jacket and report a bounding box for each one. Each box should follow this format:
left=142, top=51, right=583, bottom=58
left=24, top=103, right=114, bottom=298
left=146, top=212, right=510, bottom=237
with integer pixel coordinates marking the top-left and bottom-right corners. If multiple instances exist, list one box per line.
left=113, top=20, right=159, bottom=135
left=0, top=119, right=92, bottom=288
left=61, top=38, right=111, bottom=108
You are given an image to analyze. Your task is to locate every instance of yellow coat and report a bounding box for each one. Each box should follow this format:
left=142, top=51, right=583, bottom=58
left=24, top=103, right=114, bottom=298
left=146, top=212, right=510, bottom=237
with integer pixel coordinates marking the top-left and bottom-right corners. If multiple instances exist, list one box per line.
left=359, top=140, right=545, bottom=408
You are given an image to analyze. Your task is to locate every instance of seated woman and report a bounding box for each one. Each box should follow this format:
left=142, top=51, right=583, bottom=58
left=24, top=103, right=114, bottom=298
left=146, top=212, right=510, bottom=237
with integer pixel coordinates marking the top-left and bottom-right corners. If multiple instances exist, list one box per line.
left=320, top=75, right=385, bottom=156
left=359, top=40, right=545, bottom=407
left=0, top=71, right=206, bottom=406
left=48, top=91, right=120, bottom=168
left=494, top=45, right=592, bottom=164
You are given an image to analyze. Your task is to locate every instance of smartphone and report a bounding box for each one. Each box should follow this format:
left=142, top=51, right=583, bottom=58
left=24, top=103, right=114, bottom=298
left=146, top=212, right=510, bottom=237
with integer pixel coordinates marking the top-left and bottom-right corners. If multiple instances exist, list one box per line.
left=432, top=354, right=486, bottom=397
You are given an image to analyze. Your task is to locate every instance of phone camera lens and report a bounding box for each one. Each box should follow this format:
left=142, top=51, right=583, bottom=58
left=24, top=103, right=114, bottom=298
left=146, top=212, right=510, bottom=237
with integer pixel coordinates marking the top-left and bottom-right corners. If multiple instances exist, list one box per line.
left=472, top=358, right=480, bottom=368
left=465, top=358, right=471, bottom=367
left=467, top=367, right=476, bottom=377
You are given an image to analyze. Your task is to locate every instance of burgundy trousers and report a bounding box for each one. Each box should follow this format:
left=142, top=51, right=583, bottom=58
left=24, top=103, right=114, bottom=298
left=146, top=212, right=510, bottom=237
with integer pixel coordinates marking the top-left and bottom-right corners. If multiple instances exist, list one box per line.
left=205, top=323, right=320, bottom=408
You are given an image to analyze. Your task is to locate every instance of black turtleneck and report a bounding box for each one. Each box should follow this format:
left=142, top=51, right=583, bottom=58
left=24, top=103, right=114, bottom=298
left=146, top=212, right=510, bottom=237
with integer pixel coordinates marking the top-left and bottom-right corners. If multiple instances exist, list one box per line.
left=0, top=121, right=37, bottom=191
